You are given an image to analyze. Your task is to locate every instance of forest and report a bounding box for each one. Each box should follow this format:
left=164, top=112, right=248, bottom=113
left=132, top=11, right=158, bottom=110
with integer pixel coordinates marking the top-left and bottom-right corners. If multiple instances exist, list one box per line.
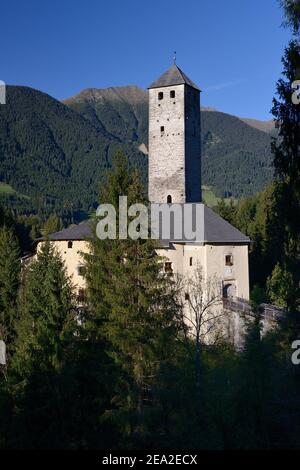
left=0, top=79, right=275, bottom=223
left=0, top=0, right=299, bottom=451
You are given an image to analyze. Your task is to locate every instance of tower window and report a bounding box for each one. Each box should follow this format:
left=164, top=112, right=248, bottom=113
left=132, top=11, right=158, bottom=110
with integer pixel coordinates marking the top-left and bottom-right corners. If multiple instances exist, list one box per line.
left=167, top=195, right=172, bottom=203
left=77, top=288, right=86, bottom=303
left=158, top=92, right=163, bottom=100
left=68, top=241, right=73, bottom=249
left=164, top=262, right=173, bottom=274
left=225, top=254, right=233, bottom=266
left=189, top=257, right=193, bottom=266
left=170, top=90, right=175, bottom=98
left=185, top=292, right=190, bottom=301
left=77, top=265, right=86, bottom=276
left=160, top=126, right=164, bottom=133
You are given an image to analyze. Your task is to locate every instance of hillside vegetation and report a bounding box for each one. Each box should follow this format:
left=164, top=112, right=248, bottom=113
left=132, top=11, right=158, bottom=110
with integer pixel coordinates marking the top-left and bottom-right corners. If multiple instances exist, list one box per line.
left=0, top=85, right=274, bottom=218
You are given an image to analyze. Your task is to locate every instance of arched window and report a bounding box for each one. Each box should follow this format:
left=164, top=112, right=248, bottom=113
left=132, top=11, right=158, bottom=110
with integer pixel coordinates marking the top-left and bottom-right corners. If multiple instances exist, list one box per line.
left=223, top=283, right=236, bottom=299
left=170, top=90, right=175, bottom=98
left=158, top=91, right=163, bottom=100
left=68, top=241, right=73, bottom=249
left=167, top=195, right=172, bottom=203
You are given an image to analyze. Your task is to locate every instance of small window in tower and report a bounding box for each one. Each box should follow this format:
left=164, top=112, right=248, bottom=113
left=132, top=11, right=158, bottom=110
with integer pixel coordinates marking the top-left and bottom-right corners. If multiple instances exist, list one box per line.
left=77, top=288, right=86, bottom=303
left=164, top=261, right=173, bottom=274
left=189, top=257, right=193, bottom=266
left=158, top=91, right=163, bottom=100
left=77, top=264, right=86, bottom=276
left=185, top=292, right=190, bottom=301
left=170, top=90, right=175, bottom=98
left=160, top=126, right=165, bottom=133
left=225, top=254, right=233, bottom=266
left=167, top=195, right=172, bottom=203
left=68, top=241, right=73, bottom=249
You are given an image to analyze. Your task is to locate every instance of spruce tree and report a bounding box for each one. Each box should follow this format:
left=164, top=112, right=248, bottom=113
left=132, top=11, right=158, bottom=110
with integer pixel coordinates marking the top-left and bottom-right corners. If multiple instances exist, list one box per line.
left=271, top=2, right=300, bottom=313
left=8, top=242, right=77, bottom=447
left=0, top=226, right=21, bottom=349
left=85, top=152, right=181, bottom=447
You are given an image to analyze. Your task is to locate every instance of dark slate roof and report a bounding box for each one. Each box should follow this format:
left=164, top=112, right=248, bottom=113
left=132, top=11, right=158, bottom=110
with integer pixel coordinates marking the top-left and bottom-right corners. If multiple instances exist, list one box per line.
left=156, top=204, right=250, bottom=245
left=203, top=205, right=250, bottom=244
left=148, top=64, right=200, bottom=91
left=42, top=219, right=94, bottom=241
left=41, top=205, right=249, bottom=245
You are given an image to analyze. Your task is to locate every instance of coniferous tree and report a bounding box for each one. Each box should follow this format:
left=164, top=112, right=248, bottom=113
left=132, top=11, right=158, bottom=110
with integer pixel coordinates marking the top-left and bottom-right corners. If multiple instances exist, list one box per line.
left=271, top=2, right=300, bottom=313
left=0, top=227, right=21, bottom=349
left=8, top=242, right=78, bottom=448
left=85, top=151, right=182, bottom=447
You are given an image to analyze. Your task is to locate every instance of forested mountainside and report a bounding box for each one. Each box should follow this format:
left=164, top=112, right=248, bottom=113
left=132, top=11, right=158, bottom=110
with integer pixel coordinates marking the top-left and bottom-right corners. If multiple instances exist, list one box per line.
left=0, top=86, right=147, bottom=218
left=0, top=85, right=274, bottom=219
left=65, top=86, right=274, bottom=198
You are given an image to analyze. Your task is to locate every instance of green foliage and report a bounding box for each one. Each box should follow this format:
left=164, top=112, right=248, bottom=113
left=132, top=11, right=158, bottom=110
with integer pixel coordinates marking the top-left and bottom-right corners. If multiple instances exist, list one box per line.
left=271, top=33, right=300, bottom=313
left=0, top=86, right=147, bottom=220
left=0, top=85, right=276, bottom=221
left=201, top=111, right=274, bottom=198
left=85, top=153, right=181, bottom=447
left=0, top=226, right=20, bottom=347
left=41, top=215, right=63, bottom=236
left=280, top=0, right=300, bottom=34
left=13, top=241, right=75, bottom=375
left=267, top=263, right=296, bottom=309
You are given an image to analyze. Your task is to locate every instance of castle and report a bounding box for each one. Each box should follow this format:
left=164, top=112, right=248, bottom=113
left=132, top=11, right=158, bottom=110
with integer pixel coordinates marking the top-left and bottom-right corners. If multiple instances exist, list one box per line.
left=38, top=64, right=250, bottom=330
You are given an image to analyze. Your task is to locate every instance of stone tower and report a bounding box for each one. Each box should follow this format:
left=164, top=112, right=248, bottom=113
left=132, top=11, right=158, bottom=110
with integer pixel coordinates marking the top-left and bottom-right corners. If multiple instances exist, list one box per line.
left=148, top=64, right=201, bottom=204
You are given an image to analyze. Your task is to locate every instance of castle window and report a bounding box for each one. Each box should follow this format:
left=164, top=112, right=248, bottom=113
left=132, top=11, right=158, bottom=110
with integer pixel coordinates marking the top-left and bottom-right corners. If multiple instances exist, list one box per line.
left=170, top=90, right=175, bottom=98
left=167, top=195, right=172, bottom=203
left=68, top=241, right=73, bottom=249
left=77, top=265, right=86, bottom=276
left=77, top=288, right=86, bottom=303
left=225, top=254, right=233, bottom=266
left=189, top=257, right=193, bottom=266
left=185, top=292, right=190, bottom=301
left=223, top=283, right=236, bottom=299
left=160, top=126, right=164, bottom=133
left=158, top=91, right=163, bottom=100
left=164, top=261, right=173, bottom=274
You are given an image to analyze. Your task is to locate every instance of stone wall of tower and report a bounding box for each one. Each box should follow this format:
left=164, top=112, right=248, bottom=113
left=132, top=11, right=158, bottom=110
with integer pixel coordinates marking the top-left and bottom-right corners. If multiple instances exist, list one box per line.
left=148, top=84, right=186, bottom=204
left=148, top=84, right=201, bottom=204
left=184, top=87, right=202, bottom=202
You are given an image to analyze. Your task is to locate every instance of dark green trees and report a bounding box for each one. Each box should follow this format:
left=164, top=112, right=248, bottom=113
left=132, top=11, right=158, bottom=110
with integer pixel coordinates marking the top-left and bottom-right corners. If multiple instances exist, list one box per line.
left=0, top=227, right=21, bottom=349
left=85, top=152, right=181, bottom=447
left=270, top=1, right=300, bottom=313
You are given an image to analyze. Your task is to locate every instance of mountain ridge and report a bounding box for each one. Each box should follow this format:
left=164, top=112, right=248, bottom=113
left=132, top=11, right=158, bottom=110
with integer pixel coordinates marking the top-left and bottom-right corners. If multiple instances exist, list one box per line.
left=0, top=84, right=275, bottom=218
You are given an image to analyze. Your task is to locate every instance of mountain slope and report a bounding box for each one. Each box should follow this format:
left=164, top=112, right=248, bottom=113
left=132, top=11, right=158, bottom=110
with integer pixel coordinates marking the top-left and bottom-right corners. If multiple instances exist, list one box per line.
left=0, top=86, right=146, bottom=216
left=0, top=85, right=275, bottom=219
left=239, top=117, right=275, bottom=134
left=63, top=86, right=148, bottom=145
left=65, top=85, right=274, bottom=198
left=201, top=111, right=274, bottom=197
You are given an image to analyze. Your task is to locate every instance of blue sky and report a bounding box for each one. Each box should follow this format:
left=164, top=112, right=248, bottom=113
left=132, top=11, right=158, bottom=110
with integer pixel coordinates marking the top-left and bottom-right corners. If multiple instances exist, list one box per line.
left=1, top=0, right=291, bottom=119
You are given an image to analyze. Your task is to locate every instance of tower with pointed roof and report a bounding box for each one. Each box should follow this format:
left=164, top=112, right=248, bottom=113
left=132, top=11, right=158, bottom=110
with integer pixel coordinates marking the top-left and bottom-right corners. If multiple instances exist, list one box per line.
left=148, top=64, right=201, bottom=204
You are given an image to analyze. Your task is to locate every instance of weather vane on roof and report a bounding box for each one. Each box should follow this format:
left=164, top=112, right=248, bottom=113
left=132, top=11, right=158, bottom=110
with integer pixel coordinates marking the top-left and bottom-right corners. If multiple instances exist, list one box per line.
left=173, top=51, right=176, bottom=64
